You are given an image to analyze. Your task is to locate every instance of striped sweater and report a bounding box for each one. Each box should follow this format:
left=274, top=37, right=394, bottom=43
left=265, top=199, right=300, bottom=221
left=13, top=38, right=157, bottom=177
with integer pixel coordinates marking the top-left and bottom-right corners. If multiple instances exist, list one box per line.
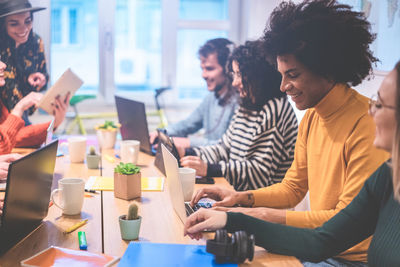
left=191, top=96, right=298, bottom=190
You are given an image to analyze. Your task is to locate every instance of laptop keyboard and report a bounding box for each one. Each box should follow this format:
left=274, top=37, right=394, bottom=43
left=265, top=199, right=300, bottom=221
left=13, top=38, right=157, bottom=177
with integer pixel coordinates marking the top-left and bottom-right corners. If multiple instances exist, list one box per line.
left=185, top=202, right=212, bottom=216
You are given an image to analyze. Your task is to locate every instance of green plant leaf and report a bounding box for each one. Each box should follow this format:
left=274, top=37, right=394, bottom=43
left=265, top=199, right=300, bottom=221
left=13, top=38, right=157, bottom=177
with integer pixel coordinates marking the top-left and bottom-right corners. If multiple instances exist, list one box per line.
left=114, top=162, right=141, bottom=175
left=99, top=120, right=117, bottom=129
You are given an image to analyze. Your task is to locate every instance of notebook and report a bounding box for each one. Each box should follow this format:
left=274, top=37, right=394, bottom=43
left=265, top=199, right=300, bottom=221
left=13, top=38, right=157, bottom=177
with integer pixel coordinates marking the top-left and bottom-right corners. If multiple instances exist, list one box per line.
left=85, top=176, right=164, bottom=191
left=118, top=242, right=237, bottom=267
left=21, top=246, right=119, bottom=267
left=38, top=69, right=83, bottom=114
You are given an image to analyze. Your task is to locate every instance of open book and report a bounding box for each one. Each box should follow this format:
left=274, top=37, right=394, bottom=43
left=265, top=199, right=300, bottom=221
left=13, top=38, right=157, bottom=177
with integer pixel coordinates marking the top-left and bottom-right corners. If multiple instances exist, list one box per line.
left=38, top=68, right=83, bottom=114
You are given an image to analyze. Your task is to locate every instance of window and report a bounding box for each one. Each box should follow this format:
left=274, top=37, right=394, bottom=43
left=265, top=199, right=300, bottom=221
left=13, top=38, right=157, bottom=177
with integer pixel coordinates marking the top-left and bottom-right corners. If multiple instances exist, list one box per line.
left=51, top=9, right=61, bottom=44
left=179, top=0, right=229, bottom=20
left=50, top=0, right=99, bottom=92
left=114, top=0, right=162, bottom=92
left=49, top=0, right=239, bottom=99
left=176, top=0, right=231, bottom=99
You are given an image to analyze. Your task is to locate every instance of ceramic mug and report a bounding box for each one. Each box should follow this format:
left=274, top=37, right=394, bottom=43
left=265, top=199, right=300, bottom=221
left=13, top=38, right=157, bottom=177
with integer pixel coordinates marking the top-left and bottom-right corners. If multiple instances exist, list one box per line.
left=68, top=137, right=87, bottom=163
left=120, top=140, right=140, bottom=165
left=179, top=167, right=196, bottom=202
left=50, top=178, right=85, bottom=215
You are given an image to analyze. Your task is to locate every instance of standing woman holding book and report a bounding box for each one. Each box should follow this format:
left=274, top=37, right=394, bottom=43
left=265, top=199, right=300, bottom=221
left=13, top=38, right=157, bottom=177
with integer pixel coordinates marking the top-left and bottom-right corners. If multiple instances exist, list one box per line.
left=0, top=59, right=69, bottom=154
left=0, top=0, right=49, bottom=125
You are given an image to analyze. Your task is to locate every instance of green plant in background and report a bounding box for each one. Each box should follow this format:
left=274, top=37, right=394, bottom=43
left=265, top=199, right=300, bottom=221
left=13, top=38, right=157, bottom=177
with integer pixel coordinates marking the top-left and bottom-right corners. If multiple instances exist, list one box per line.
left=98, top=120, right=118, bottom=130
left=127, top=201, right=139, bottom=220
left=114, top=162, right=141, bottom=175
left=88, top=146, right=97, bottom=155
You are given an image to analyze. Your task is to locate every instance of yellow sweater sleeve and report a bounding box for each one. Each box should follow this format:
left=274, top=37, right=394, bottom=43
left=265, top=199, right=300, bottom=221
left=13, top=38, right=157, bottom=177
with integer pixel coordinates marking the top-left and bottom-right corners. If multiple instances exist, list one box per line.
left=289, top=115, right=389, bottom=229
left=251, top=112, right=389, bottom=229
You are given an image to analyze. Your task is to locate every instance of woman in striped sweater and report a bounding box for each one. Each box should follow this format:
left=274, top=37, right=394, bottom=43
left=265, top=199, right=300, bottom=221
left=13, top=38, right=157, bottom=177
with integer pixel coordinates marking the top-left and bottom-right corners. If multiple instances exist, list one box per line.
left=179, top=41, right=298, bottom=190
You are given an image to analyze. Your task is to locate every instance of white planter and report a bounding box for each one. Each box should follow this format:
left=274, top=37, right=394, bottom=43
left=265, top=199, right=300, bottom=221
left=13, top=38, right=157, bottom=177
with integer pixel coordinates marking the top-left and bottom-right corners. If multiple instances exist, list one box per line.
left=96, top=129, right=118, bottom=149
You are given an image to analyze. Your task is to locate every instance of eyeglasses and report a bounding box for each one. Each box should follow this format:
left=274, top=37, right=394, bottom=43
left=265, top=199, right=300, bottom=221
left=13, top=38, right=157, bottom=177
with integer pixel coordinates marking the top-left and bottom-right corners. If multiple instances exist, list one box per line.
left=369, top=94, right=396, bottom=113
left=229, top=71, right=241, bottom=79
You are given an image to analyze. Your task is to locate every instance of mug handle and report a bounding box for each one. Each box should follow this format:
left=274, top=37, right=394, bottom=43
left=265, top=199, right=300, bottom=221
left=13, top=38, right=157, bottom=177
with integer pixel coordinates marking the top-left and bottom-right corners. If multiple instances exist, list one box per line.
left=50, top=188, right=64, bottom=210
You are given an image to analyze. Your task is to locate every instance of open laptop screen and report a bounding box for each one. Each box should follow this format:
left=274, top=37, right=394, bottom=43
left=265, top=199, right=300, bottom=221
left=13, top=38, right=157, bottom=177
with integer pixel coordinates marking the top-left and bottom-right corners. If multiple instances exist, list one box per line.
left=0, top=140, right=58, bottom=253
left=115, top=95, right=154, bottom=155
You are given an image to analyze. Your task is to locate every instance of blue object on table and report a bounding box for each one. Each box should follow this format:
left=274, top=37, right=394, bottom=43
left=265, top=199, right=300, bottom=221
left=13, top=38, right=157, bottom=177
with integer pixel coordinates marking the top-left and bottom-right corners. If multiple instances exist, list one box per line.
left=118, top=242, right=238, bottom=266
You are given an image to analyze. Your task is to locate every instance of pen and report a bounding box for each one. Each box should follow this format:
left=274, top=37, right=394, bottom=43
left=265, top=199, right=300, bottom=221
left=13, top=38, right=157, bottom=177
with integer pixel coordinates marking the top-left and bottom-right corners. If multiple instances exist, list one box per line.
left=78, top=231, right=87, bottom=250
left=64, top=219, right=88, bottom=234
left=85, top=189, right=97, bottom=193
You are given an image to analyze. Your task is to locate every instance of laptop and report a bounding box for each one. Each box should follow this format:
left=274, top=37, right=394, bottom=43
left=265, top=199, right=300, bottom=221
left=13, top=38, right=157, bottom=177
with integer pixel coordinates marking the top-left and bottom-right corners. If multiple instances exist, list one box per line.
left=0, top=140, right=58, bottom=254
left=154, top=129, right=181, bottom=176
left=161, top=144, right=213, bottom=224
left=115, top=95, right=156, bottom=155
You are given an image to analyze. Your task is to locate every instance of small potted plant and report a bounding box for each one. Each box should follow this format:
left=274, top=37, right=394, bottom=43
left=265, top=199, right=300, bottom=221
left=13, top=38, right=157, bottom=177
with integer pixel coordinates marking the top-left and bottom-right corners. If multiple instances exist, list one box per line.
left=119, top=201, right=141, bottom=240
left=95, top=120, right=120, bottom=149
left=114, top=162, right=141, bottom=200
left=86, top=146, right=101, bottom=169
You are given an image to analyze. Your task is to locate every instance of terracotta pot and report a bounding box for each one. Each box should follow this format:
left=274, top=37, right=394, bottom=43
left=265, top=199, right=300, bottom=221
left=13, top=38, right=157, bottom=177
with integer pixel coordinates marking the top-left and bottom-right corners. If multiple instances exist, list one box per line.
left=114, top=172, right=141, bottom=200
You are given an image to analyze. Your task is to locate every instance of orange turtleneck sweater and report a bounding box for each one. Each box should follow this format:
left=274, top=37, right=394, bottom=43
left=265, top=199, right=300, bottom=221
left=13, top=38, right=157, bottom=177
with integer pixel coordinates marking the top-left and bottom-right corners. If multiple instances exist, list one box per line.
left=251, top=84, right=390, bottom=262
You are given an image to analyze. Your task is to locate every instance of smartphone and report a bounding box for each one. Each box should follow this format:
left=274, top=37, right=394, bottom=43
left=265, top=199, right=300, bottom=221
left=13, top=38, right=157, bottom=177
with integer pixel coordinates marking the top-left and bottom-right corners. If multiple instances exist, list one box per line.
left=195, top=176, right=215, bottom=184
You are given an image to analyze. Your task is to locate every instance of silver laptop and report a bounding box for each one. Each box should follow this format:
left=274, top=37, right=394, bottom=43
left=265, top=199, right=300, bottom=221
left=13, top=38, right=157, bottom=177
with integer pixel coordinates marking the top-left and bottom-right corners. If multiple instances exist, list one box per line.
left=161, top=144, right=213, bottom=224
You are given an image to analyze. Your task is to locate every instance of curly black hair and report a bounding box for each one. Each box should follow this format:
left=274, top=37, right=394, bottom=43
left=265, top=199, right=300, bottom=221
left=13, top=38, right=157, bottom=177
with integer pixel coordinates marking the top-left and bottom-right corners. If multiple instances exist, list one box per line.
left=228, top=40, right=284, bottom=111
left=262, top=0, right=377, bottom=86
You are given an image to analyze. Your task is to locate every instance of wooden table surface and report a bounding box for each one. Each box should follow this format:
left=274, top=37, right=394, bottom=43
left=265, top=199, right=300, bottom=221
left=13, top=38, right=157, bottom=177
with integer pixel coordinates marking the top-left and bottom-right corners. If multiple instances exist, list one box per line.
left=0, top=145, right=301, bottom=267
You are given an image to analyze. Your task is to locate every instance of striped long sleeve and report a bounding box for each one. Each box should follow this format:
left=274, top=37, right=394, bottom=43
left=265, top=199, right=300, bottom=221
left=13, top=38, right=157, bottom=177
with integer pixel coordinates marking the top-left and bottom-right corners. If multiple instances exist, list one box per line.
left=192, top=97, right=298, bottom=190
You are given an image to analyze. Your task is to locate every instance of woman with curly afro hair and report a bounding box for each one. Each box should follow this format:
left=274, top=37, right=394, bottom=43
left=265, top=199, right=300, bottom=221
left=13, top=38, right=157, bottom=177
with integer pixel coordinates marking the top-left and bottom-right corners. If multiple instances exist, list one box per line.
left=179, top=40, right=298, bottom=191
left=184, top=1, right=390, bottom=266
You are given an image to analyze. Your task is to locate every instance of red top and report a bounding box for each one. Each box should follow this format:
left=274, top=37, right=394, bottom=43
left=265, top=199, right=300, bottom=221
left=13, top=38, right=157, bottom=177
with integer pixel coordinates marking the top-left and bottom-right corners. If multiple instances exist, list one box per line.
left=0, top=103, right=49, bottom=154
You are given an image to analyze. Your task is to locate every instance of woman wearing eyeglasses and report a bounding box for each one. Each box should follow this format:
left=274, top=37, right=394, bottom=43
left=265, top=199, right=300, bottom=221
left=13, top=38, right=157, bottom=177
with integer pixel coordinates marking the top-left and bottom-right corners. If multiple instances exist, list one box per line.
left=178, top=40, right=298, bottom=190
left=184, top=61, right=400, bottom=266
left=0, top=0, right=48, bottom=125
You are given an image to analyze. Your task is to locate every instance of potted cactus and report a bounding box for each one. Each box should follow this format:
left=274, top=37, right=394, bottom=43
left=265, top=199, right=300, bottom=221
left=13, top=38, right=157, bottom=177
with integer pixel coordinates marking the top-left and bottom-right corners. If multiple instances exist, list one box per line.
left=86, top=146, right=101, bottom=169
left=95, top=120, right=120, bottom=149
left=114, top=162, right=141, bottom=200
left=119, top=201, right=142, bottom=240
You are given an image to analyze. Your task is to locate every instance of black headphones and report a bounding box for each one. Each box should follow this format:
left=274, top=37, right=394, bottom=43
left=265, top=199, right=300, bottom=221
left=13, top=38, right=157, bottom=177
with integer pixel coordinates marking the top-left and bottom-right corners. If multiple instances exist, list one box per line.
left=206, top=229, right=255, bottom=264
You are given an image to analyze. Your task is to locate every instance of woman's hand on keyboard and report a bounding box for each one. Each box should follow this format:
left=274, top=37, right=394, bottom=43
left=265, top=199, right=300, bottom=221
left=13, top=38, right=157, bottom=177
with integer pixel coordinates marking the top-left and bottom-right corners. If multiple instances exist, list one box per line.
left=184, top=209, right=227, bottom=240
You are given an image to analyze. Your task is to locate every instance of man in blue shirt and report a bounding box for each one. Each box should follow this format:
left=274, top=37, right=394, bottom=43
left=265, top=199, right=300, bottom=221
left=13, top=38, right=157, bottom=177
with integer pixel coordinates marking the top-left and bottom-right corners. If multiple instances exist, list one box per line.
left=151, top=38, right=239, bottom=147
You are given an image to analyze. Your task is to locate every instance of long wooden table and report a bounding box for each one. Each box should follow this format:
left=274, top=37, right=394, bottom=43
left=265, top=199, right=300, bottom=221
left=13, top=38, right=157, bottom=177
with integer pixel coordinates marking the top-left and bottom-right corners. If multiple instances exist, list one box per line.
left=101, top=149, right=302, bottom=266
left=0, top=146, right=301, bottom=266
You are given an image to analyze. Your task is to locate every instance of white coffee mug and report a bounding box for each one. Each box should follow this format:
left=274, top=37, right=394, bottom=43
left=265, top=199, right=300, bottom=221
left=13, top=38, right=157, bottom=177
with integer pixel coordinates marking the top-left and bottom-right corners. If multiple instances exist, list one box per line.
left=50, top=178, right=85, bottom=215
left=179, top=167, right=196, bottom=202
left=68, top=137, right=87, bottom=163
left=121, top=140, right=140, bottom=165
